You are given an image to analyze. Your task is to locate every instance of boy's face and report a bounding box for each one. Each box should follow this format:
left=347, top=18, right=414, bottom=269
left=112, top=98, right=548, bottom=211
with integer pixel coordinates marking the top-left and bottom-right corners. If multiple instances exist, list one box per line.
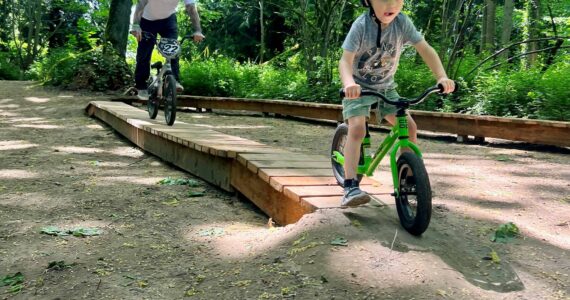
left=369, top=0, right=404, bottom=24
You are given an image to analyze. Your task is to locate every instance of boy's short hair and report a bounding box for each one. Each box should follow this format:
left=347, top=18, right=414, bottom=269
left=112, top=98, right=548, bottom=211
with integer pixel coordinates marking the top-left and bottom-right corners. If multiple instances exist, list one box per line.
left=361, top=0, right=370, bottom=7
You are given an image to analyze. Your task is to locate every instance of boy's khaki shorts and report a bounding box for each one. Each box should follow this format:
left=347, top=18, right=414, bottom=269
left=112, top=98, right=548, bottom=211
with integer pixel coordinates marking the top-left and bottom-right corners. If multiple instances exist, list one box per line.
left=342, top=89, right=400, bottom=123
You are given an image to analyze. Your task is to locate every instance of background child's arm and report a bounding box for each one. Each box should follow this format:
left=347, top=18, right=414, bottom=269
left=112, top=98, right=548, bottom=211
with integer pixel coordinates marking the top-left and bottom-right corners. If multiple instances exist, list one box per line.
left=339, top=50, right=361, bottom=99
left=414, top=41, right=455, bottom=93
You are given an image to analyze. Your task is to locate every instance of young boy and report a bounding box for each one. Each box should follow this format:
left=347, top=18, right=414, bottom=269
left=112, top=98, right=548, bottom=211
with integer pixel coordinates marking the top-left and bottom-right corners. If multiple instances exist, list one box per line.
left=339, top=0, right=455, bottom=207
left=130, top=0, right=205, bottom=100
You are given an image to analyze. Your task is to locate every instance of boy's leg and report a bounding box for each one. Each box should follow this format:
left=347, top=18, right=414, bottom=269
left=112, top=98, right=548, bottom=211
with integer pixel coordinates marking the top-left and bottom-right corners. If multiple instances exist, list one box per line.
left=135, top=19, right=158, bottom=90
left=341, top=97, right=375, bottom=207
left=344, top=116, right=366, bottom=180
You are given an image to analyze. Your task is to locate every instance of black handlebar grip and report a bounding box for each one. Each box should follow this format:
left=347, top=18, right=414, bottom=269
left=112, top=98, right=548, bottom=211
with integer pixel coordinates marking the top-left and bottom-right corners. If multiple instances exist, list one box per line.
left=339, top=88, right=346, bottom=98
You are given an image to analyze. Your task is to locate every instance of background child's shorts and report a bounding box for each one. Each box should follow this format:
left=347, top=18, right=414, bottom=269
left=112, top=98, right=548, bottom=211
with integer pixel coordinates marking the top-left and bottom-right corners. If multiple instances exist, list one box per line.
left=342, top=89, right=400, bottom=123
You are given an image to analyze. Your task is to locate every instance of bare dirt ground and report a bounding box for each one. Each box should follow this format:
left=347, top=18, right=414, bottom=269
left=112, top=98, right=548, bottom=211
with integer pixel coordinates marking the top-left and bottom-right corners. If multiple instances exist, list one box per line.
left=0, top=80, right=569, bottom=300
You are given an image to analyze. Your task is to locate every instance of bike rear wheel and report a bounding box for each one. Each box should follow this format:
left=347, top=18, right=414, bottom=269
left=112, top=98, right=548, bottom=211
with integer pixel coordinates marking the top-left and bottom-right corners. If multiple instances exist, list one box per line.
left=331, top=123, right=363, bottom=187
left=164, top=75, right=177, bottom=126
left=395, top=152, right=432, bottom=236
left=147, top=94, right=159, bottom=120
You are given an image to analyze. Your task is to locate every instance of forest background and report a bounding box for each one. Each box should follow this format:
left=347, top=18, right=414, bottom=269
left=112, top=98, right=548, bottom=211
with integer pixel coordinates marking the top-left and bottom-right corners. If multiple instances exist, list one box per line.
left=0, top=0, right=568, bottom=121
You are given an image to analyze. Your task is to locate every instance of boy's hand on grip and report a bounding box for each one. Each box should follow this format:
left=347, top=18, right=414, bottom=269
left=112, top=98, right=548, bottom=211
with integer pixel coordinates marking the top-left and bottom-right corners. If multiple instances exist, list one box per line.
left=343, top=84, right=361, bottom=99
left=437, top=77, right=455, bottom=94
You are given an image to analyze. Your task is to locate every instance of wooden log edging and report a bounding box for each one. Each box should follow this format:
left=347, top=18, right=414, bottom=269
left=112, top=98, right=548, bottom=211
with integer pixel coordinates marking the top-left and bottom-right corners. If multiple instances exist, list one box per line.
left=112, top=95, right=570, bottom=148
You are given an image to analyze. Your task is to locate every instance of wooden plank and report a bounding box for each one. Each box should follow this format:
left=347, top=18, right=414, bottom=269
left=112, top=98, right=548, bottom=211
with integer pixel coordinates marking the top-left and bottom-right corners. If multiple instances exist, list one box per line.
left=237, top=153, right=329, bottom=162
left=258, top=168, right=333, bottom=183
left=284, top=185, right=391, bottom=202
left=230, top=161, right=314, bottom=225
left=268, top=176, right=379, bottom=192
left=247, top=160, right=330, bottom=170
left=302, top=195, right=389, bottom=209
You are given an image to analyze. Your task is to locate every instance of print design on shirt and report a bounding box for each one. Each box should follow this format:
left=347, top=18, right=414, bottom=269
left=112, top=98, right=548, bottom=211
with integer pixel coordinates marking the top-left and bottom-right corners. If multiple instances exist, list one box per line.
left=357, top=42, right=396, bottom=85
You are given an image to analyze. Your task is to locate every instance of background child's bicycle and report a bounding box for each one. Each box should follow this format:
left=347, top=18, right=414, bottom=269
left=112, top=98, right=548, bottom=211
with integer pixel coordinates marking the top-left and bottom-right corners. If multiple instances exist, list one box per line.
left=331, top=84, right=455, bottom=236
left=145, top=32, right=192, bottom=126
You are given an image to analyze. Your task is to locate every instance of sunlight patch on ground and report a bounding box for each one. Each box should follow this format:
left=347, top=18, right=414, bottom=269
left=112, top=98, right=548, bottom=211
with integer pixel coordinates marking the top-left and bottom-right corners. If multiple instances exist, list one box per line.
left=0, top=192, right=69, bottom=209
left=0, top=110, right=19, bottom=117
left=0, top=140, right=38, bottom=151
left=75, top=160, right=131, bottom=168
left=24, top=97, right=50, bottom=103
left=182, top=222, right=286, bottom=259
left=107, top=146, right=145, bottom=158
left=6, top=117, right=45, bottom=123
left=0, top=104, right=20, bottom=109
left=0, top=98, right=14, bottom=103
left=95, top=176, right=162, bottom=186
left=57, top=95, right=73, bottom=98
left=52, top=146, right=104, bottom=154
left=189, top=114, right=210, bottom=119
left=442, top=198, right=570, bottom=250
left=86, top=124, right=104, bottom=129
left=13, top=124, right=61, bottom=129
left=0, top=169, right=39, bottom=179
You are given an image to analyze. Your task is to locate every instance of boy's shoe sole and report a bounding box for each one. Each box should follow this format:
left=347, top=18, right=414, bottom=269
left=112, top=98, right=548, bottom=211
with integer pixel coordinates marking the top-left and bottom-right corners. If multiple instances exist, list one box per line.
left=341, top=193, right=371, bottom=207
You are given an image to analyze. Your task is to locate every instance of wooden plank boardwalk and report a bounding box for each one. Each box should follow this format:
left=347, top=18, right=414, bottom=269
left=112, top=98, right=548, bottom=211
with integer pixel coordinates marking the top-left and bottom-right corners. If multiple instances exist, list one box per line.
left=86, top=101, right=391, bottom=225
left=113, top=95, right=570, bottom=148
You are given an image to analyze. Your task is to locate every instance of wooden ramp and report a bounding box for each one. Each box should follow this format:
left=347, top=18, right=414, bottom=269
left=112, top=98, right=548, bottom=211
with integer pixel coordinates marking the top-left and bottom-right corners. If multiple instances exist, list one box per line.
left=86, top=101, right=391, bottom=225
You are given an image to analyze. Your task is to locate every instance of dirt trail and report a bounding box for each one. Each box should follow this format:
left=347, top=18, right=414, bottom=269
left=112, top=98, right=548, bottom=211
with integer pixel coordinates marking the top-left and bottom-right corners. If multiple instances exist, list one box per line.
left=1, top=81, right=569, bottom=299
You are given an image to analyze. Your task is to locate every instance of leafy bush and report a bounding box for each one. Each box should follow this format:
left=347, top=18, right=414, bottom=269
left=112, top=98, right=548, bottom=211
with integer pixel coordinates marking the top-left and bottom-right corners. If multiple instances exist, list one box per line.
left=538, top=58, right=570, bottom=120
left=0, top=52, right=20, bottom=80
left=35, top=46, right=132, bottom=91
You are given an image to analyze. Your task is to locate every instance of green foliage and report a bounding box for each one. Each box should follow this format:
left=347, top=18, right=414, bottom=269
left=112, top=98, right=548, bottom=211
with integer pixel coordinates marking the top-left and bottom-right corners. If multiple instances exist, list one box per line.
left=491, top=222, right=520, bottom=243
left=35, top=46, right=132, bottom=91
left=0, top=52, right=20, bottom=80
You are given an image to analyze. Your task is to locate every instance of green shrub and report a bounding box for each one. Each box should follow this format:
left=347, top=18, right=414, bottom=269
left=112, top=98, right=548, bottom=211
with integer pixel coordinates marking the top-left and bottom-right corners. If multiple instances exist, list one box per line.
left=35, top=46, right=132, bottom=91
left=0, top=52, right=21, bottom=80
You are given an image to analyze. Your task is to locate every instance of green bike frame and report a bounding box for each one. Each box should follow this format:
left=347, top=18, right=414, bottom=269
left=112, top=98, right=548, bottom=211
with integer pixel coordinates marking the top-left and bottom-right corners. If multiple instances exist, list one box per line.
left=333, top=110, right=423, bottom=195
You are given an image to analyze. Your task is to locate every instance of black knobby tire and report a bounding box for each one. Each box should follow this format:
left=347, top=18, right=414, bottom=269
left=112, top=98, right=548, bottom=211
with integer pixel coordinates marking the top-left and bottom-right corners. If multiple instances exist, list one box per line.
left=395, top=152, right=432, bottom=236
left=147, top=92, right=159, bottom=120
left=331, top=123, right=363, bottom=187
left=164, top=75, right=177, bottom=126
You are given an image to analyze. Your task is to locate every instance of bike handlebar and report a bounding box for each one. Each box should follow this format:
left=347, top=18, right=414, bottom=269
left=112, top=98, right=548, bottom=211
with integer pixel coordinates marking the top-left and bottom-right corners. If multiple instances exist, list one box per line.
left=339, top=82, right=457, bottom=106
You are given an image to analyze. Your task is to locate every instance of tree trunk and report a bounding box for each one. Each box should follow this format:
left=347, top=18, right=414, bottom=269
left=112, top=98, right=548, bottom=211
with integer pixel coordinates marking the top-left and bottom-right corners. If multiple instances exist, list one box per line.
left=482, top=0, right=496, bottom=51
left=499, top=0, right=514, bottom=61
left=105, top=0, right=132, bottom=58
left=527, top=0, right=541, bottom=65
left=259, top=0, right=265, bottom=63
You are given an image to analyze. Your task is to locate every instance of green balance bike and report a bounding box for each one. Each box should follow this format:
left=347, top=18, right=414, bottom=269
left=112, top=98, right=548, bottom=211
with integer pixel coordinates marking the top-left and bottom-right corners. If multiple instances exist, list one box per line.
left=331, top=84, right=453, bottom=236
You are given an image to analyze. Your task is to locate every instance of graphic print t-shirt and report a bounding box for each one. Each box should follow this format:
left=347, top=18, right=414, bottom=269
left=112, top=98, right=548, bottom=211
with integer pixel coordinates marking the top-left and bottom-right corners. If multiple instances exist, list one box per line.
left=342, top=13, right=423, bottom=91
left=143, top=0, right=196, bottom=21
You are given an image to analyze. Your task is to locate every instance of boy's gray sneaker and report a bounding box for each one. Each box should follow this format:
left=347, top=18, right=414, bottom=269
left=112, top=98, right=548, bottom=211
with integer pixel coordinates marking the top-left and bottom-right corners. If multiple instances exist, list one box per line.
left=176, top=81, right=184, bottom=92
left=341, top=185, right=371, bottom=207
left=137, top=89, right=149, bottom=100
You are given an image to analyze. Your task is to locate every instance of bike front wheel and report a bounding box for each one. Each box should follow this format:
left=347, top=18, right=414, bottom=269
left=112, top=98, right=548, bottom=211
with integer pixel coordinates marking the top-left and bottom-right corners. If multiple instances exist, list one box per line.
left=395, top=152, right=432, bottom=236
left=331, top=123, right=363, bottom=187
left=163, top=75, right=177, bottom=126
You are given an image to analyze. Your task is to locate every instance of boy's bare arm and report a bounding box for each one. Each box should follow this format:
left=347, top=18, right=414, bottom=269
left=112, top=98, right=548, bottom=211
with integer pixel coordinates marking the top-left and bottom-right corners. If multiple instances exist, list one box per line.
left=130, top=0, right=148, bottom=41
left=339, top=50, right=360, bottom=99
left=185, top=3, right=204, bottom=41
left=414, top=41, right=455, bottom=93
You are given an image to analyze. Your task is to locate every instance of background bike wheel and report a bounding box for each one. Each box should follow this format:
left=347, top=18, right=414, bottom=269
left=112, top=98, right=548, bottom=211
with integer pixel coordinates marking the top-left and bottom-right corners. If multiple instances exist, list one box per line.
left=164, top=75, right=177, bottom=126
left=395, top=152, right=432, bottom=236
left=331, top=123, right=362, bottom=187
